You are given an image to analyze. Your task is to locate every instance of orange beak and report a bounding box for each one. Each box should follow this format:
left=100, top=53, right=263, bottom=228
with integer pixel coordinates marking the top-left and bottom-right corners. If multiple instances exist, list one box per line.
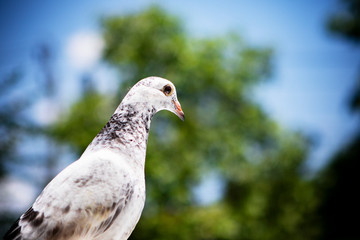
left=173, top=100, right=185, bottom=121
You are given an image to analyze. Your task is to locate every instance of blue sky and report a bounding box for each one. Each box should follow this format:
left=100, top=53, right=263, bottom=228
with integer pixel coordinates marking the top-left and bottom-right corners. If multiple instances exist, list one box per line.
left=1, top=0, right=359, bottom=175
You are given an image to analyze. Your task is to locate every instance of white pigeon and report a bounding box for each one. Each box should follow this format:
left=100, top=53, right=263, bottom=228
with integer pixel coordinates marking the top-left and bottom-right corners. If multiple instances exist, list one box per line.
left=3, top=76, right=185, bottom=240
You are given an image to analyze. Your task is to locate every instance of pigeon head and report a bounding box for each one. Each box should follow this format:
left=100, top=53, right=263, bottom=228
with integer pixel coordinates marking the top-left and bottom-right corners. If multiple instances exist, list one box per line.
left=124, top=76, right=185, bottom=121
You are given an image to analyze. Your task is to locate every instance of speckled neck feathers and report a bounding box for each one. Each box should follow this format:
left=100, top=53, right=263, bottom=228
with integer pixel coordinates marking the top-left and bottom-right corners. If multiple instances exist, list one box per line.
left=86, top=102, right=156, bottom=158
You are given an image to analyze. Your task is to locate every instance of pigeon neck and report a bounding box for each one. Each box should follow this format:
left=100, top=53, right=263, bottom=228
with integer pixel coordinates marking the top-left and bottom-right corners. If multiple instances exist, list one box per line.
left=85, top=103, right=156, bottom=162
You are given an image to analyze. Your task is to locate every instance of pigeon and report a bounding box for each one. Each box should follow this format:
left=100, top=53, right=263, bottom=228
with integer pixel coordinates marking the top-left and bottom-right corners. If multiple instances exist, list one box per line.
left=3, top=76, right=185, bottom=240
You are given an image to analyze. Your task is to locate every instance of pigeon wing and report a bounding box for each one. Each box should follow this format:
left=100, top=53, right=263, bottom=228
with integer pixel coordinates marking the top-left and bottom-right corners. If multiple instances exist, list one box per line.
left=4, top=153, right=135, bottom=240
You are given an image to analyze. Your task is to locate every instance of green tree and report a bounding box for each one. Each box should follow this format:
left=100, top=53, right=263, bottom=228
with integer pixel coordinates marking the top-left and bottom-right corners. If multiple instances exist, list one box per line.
left=51, top=6, right=319, bottom=239
left=327, top=0, right=360, bottom=110
left=327, top=0, right=360, bottom=44
left=315, top=0, right=360, bottom=239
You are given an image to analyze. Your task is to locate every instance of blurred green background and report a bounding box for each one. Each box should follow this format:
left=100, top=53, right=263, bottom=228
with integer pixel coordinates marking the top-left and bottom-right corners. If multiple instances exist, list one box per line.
left=1, top=0, right=359, bottom=239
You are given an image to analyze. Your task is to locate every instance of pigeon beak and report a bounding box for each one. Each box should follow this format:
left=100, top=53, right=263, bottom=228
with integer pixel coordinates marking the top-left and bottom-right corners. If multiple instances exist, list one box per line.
left=173, top=100, right=185, bottom=121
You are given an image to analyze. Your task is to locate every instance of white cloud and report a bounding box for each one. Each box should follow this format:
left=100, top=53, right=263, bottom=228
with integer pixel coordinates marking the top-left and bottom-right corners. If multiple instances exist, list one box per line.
left=0, top=177, right=37, bottom=213
left=32, top=98, right=60, bottom=125
left=65, top=31, right=104, bottom=70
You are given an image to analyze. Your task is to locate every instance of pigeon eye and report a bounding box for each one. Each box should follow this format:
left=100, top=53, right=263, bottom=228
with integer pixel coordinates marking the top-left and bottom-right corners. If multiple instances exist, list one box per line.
left=162, top=85, right=173, bottom=96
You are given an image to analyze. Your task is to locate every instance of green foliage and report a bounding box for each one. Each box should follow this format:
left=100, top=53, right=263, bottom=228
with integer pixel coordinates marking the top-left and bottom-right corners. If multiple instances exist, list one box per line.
left=327, top=0, right=360, bottom=43
left=50, top=6, right=319, bottom=239
left=50, top=92, right=114, bottom=155
left=315, top=135, right=360, bottom=240
left=327, top=0, right=360, bottom=112
left=314, top=1, right=360, bottom=239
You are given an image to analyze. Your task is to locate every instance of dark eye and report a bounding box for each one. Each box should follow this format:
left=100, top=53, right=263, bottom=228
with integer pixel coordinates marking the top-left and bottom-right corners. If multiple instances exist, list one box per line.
left=163, top=84, right=173, bottom=96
